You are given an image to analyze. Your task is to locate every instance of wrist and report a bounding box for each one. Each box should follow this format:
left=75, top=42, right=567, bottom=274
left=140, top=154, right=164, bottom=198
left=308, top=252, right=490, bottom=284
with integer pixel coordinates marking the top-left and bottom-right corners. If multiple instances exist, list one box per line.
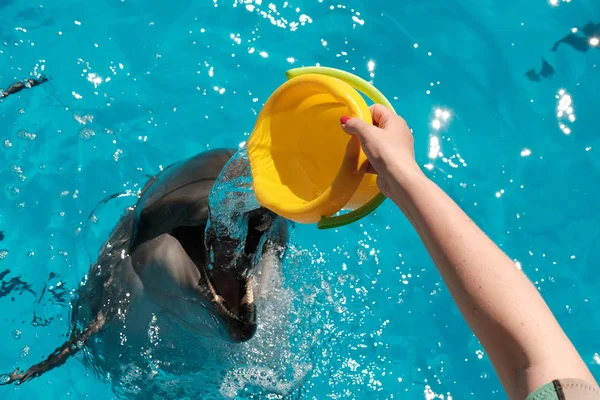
left=382, top=163, right=429, bottom=205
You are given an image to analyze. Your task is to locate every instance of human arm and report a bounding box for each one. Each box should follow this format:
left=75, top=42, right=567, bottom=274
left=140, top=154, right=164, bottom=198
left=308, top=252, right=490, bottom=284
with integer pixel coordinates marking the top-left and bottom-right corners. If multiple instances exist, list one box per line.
left=340, top=106, right=597, bottom=399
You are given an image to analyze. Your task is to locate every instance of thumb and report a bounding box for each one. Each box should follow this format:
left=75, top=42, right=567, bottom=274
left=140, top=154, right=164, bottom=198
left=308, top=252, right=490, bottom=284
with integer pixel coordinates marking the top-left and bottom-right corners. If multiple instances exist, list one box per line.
left=340, top=116, right=378, bottom=143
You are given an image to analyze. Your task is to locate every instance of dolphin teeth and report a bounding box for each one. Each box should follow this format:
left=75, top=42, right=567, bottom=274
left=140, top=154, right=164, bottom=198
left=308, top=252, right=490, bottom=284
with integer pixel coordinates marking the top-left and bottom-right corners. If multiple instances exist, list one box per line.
left=203, top=269, right=243, bottom=320
left=202, top=263, right=255, bottom=322
left=215, top=299, right=237, bottom=320
left=241, top=278, right=254, bottom=306
left=212, top=295, right=225, bottom=303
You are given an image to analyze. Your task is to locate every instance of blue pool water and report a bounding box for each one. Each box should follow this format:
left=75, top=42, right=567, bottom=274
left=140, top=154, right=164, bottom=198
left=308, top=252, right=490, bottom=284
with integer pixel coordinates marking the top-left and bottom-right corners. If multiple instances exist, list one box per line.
left=1, top=0, right=600, bottom=398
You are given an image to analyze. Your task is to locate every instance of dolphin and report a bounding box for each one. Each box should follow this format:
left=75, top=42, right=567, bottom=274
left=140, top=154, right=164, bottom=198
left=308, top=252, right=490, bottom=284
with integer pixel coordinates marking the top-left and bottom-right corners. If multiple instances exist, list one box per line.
left=0, top=148, right=289, bottom=385
left=526, top=21, right=599, bottom=82
left=525, top=57, right=555, bottom=82
left=551, top=21, right=600, bottom=53
left=0, top=75, right=48, bottom=100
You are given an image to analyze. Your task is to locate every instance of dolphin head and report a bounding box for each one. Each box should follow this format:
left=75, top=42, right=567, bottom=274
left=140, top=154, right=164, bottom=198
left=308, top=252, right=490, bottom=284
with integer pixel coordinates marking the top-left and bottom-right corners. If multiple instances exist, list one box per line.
left=131, top=149, right=289, bottom=343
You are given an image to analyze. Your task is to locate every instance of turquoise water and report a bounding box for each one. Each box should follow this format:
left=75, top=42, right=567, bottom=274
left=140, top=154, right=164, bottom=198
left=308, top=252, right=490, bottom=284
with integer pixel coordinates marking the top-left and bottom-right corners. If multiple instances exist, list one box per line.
left=1, top=0, right=600, bottom=398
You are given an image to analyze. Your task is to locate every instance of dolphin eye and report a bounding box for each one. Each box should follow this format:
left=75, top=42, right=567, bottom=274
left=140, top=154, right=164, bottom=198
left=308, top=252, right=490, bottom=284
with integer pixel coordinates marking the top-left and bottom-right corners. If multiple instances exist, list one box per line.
left=247, top=208, right=274, bottom=233
left=253, top=213, right=272, bottom=232
left=244, top=209, right=275, bottom=256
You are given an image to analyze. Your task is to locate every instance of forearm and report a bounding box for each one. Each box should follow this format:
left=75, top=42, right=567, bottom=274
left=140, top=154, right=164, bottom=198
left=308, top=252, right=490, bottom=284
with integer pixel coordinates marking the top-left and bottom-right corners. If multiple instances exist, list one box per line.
left=387, top=169, right=594, bottom=399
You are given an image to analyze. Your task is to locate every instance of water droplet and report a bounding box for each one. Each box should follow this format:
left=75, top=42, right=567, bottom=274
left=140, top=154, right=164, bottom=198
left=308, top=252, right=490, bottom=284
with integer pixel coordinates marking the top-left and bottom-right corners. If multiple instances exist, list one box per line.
left=17, top=130, right=36, bottom=140
left=74, top=114, right=94, bottom=125
left=79, top=128, right=95, bottom=140
left=113, top=149, right=123, bottom=161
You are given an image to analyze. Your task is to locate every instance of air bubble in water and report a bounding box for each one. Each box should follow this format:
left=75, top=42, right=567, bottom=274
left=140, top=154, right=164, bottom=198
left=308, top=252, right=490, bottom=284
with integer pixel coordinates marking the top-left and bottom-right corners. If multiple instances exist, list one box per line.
left=0, top=250, right=8, bottom=260
left=0, top=374, right=10, bottom=384
left=12, top=329, right=22, bottom=340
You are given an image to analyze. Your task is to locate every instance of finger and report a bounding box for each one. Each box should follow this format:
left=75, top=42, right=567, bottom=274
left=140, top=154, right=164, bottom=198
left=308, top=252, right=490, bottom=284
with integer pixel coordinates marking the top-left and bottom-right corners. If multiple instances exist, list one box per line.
left=369, top=104, right=395, bottom=128
left=369, top=104, right=407, bottom=131
left=340, top=116, right=379, bottom=142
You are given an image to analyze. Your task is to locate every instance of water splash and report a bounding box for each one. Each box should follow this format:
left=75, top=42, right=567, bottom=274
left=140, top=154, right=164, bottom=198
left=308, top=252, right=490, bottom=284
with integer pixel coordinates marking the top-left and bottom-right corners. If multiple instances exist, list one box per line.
left=206, top=148, right=261, bottom=268
left=92, top=242, right=321, bottom=399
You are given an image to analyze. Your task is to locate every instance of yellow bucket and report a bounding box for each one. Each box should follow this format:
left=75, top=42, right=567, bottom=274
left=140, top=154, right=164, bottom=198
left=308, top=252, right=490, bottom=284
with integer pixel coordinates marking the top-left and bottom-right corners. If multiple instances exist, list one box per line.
left=247, top=66, right=395, bottom=229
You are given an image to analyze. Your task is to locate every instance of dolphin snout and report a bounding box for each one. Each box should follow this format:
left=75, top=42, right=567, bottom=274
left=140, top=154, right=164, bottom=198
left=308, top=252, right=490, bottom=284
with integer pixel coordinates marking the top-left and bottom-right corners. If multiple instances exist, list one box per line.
left=225, top=321, right=257, bottom=343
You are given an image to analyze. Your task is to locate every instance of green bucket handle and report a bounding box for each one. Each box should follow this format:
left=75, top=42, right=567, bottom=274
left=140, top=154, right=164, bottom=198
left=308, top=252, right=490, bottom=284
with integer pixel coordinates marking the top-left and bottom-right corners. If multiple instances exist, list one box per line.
left=285, top=66, right=395, bottom=230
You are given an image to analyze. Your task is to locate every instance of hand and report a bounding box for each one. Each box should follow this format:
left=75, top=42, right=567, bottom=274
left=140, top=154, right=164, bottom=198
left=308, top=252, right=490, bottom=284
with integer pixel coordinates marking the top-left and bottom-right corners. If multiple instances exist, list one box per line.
left=340, top=104, right=423, bottom=198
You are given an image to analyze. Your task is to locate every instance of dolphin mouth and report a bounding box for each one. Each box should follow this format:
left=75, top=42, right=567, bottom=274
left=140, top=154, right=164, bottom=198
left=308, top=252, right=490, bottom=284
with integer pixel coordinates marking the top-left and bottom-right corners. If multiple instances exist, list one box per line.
left=198, top=264, right=257, bottom=342
left=201, top=264, right=255, bottom=322
left=170, top=224, right=257, bottom=342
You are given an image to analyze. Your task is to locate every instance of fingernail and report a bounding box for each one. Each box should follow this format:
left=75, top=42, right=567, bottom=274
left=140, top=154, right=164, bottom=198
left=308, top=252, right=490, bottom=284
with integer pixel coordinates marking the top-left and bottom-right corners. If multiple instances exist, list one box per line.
left=340, top=116, right=351, bottom=125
